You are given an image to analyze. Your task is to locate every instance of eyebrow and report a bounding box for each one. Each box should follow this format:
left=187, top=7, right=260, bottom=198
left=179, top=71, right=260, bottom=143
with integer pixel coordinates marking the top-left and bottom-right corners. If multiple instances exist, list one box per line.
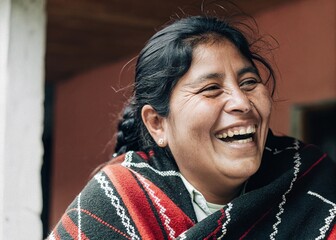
left=190, top=65, right=259, bottom=86
left=196, top=72, right=224, bottom=83
left=237, top=66, right=259, bottom=77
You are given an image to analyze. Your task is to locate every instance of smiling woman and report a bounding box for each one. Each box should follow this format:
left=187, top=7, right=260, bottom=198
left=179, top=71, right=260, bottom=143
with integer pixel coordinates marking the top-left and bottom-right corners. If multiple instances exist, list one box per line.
left=142, top=39, right=273, bottom=206
left=49, top=13, right=336, bottom=240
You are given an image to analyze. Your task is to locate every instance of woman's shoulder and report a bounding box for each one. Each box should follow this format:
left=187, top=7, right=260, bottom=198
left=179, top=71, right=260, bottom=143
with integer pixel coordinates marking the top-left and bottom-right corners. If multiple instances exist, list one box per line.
left=49, top=162, right=144, bottom=239
left=265, top=129, right=334, bottom=161
left=265, top=130, right=304, bottom=151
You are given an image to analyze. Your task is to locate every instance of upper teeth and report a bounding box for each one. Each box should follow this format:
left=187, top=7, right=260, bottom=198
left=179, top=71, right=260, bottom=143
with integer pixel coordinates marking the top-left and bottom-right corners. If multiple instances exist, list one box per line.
left=215, top=125, right=256, bottom=139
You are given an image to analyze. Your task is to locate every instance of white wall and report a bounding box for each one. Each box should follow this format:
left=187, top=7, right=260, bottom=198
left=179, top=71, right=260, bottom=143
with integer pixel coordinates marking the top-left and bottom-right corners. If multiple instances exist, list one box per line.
left=0, top=0, right=46, bottom=239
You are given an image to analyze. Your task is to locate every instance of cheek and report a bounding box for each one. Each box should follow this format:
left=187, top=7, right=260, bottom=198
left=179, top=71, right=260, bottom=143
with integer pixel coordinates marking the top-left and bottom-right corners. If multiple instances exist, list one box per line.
left=264, top=93, right=273, bottom=118
left=261, top=96, right=272, bottom=119
left=251, top=87, right=272, bottom=120
left=169, top=99, right=221, bottom=139
left=177, top=98, right=221, bottom=123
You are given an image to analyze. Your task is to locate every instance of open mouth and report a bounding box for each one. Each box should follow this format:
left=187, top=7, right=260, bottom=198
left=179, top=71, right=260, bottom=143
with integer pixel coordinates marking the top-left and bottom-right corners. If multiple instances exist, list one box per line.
left=222, top=133, right=254, bottom=143
left=215, top=125, right=256, bottom=144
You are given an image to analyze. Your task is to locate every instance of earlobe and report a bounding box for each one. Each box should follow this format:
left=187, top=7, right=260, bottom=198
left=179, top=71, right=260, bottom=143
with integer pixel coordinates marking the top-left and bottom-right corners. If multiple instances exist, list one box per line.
left=141, top=105, right=167, bottom=147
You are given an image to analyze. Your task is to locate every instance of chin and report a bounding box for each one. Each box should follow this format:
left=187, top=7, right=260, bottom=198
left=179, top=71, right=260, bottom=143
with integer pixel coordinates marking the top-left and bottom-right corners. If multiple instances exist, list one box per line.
left=224, top=157, right=261, bottom=179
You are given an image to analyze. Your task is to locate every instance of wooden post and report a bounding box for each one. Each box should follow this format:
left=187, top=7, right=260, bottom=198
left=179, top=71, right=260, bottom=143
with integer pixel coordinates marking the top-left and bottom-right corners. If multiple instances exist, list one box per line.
left=0, top=0, right=45, bottom=238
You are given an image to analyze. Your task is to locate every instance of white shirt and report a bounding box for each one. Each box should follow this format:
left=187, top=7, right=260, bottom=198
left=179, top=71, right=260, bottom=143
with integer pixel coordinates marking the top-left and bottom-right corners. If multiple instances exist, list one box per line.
left=180, top=175, right=247, bottom=222
left=180, top=175, right=225, bottom=221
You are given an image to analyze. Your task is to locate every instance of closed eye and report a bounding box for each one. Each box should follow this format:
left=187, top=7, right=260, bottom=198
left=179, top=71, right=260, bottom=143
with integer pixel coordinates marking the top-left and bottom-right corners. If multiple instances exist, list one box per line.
left=239, top=78, right=260, bottom=91
left=200, top=84, right=221, bottom=92
left=197, top=84, right=223, bottom=97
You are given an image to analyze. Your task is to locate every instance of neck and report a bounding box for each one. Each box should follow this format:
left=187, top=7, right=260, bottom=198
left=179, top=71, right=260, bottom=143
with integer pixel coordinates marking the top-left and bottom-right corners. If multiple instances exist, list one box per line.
left=204, top=184, right=244, bottom=204
left=189, top=176, right=246, bottom=205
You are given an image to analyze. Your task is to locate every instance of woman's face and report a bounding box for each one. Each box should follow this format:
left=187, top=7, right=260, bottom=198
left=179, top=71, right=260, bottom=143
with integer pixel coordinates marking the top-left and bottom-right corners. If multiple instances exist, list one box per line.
left=163, top=40, right=272, bottom=201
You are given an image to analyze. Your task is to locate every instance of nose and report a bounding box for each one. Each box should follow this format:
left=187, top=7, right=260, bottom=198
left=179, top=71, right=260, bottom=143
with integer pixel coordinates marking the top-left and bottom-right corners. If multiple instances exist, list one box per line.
left=223, top=87, right=252, bottom=114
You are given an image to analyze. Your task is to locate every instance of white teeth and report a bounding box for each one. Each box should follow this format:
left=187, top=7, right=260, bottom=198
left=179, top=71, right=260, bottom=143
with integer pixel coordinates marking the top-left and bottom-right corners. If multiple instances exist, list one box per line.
left=246, top=126, right=252, bottom=134
left=228, top=130, right=234, bottom=137
left=236, top=138, right=253, bottom=144
left=215, top=125, right=256, bottom=139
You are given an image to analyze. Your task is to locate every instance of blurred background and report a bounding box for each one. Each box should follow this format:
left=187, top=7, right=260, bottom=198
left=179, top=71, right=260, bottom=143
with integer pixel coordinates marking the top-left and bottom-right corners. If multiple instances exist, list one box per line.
left=0, top=0, right=335, bottom=239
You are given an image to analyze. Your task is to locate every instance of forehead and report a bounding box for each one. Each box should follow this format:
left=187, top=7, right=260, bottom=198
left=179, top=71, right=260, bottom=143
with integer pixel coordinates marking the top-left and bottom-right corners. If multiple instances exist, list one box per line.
left=178, top=40, right=253, bottom=84
left=192, top=39, right=249, bottom=65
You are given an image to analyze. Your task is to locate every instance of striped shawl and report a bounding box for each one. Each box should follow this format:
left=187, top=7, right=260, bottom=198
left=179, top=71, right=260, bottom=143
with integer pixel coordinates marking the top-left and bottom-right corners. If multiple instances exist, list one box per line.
left=49, top=131, right=336, bottom=239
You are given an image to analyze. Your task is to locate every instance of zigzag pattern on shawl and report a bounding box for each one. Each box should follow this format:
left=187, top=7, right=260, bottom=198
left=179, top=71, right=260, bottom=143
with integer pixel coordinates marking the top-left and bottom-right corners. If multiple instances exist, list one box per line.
left=122, top=151, right=181, bottom=177
left=120, top=151, right=196, bottom=239
left=49, top=232, right=56, bottom=240
left=94, top=172, right=140, bottom=240
left=270, top=140, right=301, bottom=240
left=265, top=138, right=300, bottom=155
left=133, top=170, right=177, bottom=239
left=217, top=203, right=233, bottom=239
left=178, top=231, right=187, bottom=240
left=307, top=191, right=336, bottom=240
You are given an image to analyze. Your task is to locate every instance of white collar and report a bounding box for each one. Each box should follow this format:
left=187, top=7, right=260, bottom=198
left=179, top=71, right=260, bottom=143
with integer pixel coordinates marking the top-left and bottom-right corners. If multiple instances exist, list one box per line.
left=180, top=174, right=247, bottom=221
left=180, top=175, right=224, bottom=219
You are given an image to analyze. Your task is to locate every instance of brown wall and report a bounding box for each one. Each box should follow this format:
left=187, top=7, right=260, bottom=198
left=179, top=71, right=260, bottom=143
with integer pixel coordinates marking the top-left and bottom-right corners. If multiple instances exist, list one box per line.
left=49, top=0, right=336, bottom=228
left=255, top=0, right=336, bottom=135
left=50, top=60, right=134, bottom=226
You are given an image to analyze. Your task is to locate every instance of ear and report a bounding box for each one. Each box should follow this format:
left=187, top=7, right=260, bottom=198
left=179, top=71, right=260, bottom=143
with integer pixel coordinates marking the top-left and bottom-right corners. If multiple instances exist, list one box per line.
left=141, top=105, right=167, bottom=147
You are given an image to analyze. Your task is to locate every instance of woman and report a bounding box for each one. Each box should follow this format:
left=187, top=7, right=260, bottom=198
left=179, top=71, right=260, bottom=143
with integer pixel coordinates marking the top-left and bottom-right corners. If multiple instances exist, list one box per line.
left=49, top=15, right=336, bottom=239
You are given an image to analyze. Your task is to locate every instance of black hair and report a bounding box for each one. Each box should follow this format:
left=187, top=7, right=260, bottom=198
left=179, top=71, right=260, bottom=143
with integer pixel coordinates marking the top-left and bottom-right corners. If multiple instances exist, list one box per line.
left=114, top=15, right=276, bottom=157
